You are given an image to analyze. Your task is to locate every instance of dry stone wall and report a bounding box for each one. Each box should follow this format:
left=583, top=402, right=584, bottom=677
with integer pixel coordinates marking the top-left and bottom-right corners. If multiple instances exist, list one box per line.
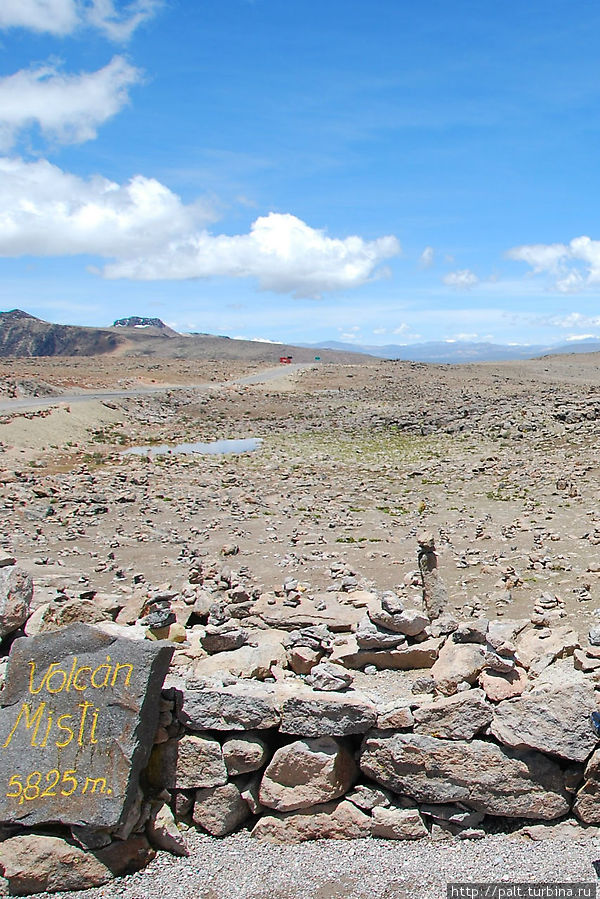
left=2, top=548, right=600, bottom=893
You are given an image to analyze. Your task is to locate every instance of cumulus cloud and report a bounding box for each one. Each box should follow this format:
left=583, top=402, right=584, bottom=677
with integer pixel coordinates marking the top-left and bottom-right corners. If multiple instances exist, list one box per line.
left=0, top=57, right=141, bottom=150
left=443, top=268, right=479, bottom=289
left=507, top=236, right=600, bottom=293
left=0, top=156, right=203, bottom=258
left=0, top=157, right=400, bottom=297
left=0, top=0, right=159, bottom=40
left=543, top=312, right=600, bottom=329
left=104, top=212, right=401, bottom=298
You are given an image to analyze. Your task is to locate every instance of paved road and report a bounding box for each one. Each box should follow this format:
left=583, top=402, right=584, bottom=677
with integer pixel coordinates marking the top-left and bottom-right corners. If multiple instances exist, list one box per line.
left=0, top=363, right=314, bottom=412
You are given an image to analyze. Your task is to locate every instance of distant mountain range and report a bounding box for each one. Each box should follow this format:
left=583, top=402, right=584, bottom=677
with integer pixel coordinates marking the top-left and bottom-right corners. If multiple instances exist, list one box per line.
left=300, top=338, right=600, bottom=364
left=0, top=310, right=365, bottom=363
left=3, top=309, right=600, bottom=364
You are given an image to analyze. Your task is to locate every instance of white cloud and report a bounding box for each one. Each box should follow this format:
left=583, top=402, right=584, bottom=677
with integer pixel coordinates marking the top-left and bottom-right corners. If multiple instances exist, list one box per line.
left=419, top=245, right=434, bottom=268
left=0, top=156, right=204, bottom=258
left=86, top=0, right=161, bottom=42
left=104, top=212, right=401, bottom=298
left=0, top=0, right=78, bottom=35
left=443, top=268, right=479, bottom=289
left=544, top=312, right=600, bottom=329
left=566, top=333, right=599, bottom=341
left=507, top=235, right=600, bottom=293
left=0, top=0, right=160, bottom=40
left=0, top=57, right=141, bottom=150
left=0, top=157, right=400, bottom=298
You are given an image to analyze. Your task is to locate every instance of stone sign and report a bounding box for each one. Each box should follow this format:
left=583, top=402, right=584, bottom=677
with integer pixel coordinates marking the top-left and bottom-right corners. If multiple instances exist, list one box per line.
left=0, top=624, right=173, bottom=834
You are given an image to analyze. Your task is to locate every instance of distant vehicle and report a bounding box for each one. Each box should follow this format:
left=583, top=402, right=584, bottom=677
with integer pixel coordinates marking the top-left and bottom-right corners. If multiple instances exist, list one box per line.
left=279, top=356, right=293, bottom=364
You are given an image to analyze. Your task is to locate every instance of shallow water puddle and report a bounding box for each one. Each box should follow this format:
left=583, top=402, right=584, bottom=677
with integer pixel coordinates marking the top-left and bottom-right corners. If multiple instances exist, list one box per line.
left=121, top=437, right=262, bottom=457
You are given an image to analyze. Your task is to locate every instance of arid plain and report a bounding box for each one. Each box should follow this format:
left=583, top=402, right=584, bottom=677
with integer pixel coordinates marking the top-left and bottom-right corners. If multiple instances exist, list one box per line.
left=2, top=350, right=600, bottom=639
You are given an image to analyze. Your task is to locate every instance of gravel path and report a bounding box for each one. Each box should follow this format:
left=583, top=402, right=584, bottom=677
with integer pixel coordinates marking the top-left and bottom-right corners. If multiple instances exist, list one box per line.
left=24, top=830, right=600, bottom=899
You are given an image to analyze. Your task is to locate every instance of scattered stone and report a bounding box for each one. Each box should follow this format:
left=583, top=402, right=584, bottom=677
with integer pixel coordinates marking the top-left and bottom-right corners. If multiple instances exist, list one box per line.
left=430, top=641, right=486, bottom=695
left=305, top=661, right=354, bottom=692
left=0, top=833, right=154, bottom=894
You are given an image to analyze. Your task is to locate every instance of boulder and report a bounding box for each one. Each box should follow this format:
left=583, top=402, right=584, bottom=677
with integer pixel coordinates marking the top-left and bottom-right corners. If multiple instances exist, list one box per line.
left=0, top=564, right=33, bottom=640
left=413, top=689, right=493, bottom=740
left=192, top=782, right=249, bottom=836
left=223, top=734, right=270, bottom=776
left=178, top=683, right=281, bottom=731
left=279, top=691, right=377, bottom=736
left=251, top=799, right=371, bottom=843
left=331, top=636, right=439, bottom=671
left=360, top=731, right=570, bottom=819
left=192, top=629, right=287, bottom=680
left=148, top=734, right=228, bottom=789
left=430, top=641, right=485, bottom=695
left=515, top=626, right=579, bottom=670
left=490, top=682, right=599, bottom=762
left=35, top=598, right=111, bottom=634
left=259, top=737, right=357, bottom=811
left=370, top=806, right=428, bottom=839
left=0, top=833, right=153, bottom=895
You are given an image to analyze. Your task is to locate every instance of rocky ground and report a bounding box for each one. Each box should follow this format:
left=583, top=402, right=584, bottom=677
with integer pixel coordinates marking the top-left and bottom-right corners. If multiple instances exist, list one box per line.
left=3, top=352, right=600, bottom=895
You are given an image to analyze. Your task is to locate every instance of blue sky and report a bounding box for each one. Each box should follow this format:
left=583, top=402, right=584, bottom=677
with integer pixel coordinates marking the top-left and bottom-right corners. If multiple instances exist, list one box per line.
left=3, top=1, right=600, bottom=347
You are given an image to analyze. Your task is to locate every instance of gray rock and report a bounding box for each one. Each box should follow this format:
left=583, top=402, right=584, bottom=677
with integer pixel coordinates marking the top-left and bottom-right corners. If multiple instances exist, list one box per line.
left=178, top=684, right=281, bottom=731
left=355, top=616, right=407, bottom=649
left=573, top=748, right=600, bottom=822
left=0, top=565, right=33, bottom=640
left=305, top=662, right=354, bottom=692
left=360, top=731, right=570, bottom=819
left=148, top=734, right=228, bottom=789
left=201, top=624, right=248, bottom=654
left=192, top=782, right=249, bottom=836
left=417, top=532, right=448, bottom=620
left=223, top=734, right=269, bottom=776
left=0, top=833, right=153, bottom=894
left=430, top=641, right=485, bottom=695
left=453, top=619, right=489, bottom=644
left=279, top=691, right=377, bottom=736
left=413, top=688, right=493, bottom=740
left=259, top=737, right=357, bottom=811
left=0, top=624, right=173, bottom=834
left=346, top=783, right=392, bottom=811
left=490, top=683, right=599, bottom=762
left=251, top=799, right=371, bottom=843
left=370, top=806, right=428, bottom=839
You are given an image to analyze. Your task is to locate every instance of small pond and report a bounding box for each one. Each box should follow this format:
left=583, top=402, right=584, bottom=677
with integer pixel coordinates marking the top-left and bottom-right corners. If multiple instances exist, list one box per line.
left=121, top=438, right=262, bottom=457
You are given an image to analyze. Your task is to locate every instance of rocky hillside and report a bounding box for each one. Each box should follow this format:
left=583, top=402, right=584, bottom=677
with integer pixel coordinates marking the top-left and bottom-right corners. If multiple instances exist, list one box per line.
left=0, top=309, right=371, bottom=362
left=0, top=310, right=125, bottom=357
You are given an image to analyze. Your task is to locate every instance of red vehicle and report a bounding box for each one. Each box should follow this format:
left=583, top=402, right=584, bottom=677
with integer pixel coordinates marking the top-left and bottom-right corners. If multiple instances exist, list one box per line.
left=279, top=356, right=293, bottom=364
